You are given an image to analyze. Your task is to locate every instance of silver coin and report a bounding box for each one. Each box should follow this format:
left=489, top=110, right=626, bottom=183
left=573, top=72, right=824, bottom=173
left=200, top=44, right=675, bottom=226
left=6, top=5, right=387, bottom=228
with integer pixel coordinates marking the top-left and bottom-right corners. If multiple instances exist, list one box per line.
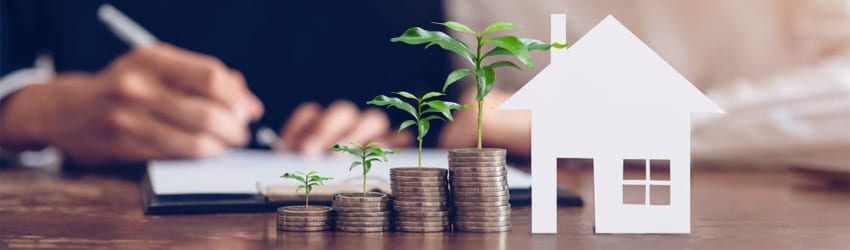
left=278, top=206, right=333, bottom=215
left=450, top=176, right=507, bottom=182
left=455, top=205, right=511, bottom=213
left=449, top=170, right=507, bottom=177
left=450, top=180, right=507, bottom=187
left=280, top=215, right=332, bottom=222
left=332, top=211, right=391, bottom=217
left=450, top=195, right=509, bottom=202
left=451, top=189, right=509, bottom=197
left=448, top=148, right=506, bottom=157
left=393, top=200, right=448, bottom=207
left=334, top=216, right=389, bottom=222
left=455, top=210, right=511, bottom=217
left=392, top=196, right=448, bottom=202
left=335, top=225, right=389, bottom=233
left=396, top=211, right=450, bottom=217
left=455, top=220, right=512, bottom=227
left=449, top=156, right=506, bottom=162
left=453, top=200, right=510, bottom=207
left=279, top=220, right=332, bottom=227
left=392, top=191, right=446, bottom=197
left=332, top=206, right=389, bottom=212
left=393, top=206, right=447, bottom=212
left=448, top=161, right=507, bottom=168
left=390, top=167, right=448, bottom=177
left=334, top=192, right=389, bottom=202
left=455, top=225, right=511, bottom=232
left=451, top=185, right=508, bottom=192
left=454, top=216, right=511, bottom=223
left=448, top=166, right=506, bottom=172
left=336, top=221, right=391, bottom=227
left=395, top=225, right=449, bottom=233
left=395, top=215, right=449, bottom=222
left=279, top=225, right=332, bottom=232
left=394, top=220, right=449, bottom=227
left=390, top=176, right=447, bottom=182
left=333, top=200, right=390, bottom=208
left=390, top=186, right=447, bottom=192
left=391, top=181, right=447, bottom=187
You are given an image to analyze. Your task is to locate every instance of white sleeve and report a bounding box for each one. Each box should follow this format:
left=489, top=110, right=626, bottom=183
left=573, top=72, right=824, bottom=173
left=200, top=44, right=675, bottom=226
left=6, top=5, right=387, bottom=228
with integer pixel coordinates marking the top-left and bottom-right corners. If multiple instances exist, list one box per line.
left=692, top=56, right=850, bottom=169
left=0, top=67, right=53, bottom=102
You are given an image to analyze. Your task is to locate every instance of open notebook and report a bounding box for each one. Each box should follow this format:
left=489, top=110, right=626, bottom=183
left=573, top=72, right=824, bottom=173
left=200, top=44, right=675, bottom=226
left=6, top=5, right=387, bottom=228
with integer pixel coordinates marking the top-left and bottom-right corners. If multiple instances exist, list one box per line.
left=143, top=149, right=581, bottom=214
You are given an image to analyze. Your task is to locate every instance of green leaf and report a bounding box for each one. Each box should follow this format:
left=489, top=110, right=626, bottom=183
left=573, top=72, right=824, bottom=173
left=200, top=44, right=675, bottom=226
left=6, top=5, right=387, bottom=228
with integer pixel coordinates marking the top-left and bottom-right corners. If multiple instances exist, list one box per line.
left=417, top=119, right=431, bottom=140
left=422, top=115, right=446, bottom=122
left=390, top=27, right=474, bottom=64
left=481, top=22, right=519, bottom=36
left=296, top=185, right=304, bottom=192
left=475, top=66, right=496, bottom=101
left=443, top=68, right=472, bottom=92
left=350, top=141, right=364, bottom=148
left=421, top=92, right=444, bottom=100
left=367, top=95, right=417, bottom=119
left=365, top=141, right=379, bottom=148
left=281, top=172, right=305, bottom=182
left=363, top=160, right=372, bottom=175
left=349, top=161, right=362, bottom=171
left=483, top=38, right=558, bottom=60
left=424, top=100, right=464, bottom=121
left=397, top=120, right=417, bottom=133
left=489, top=36, right=533, bottom=69
left=305, top=185, right=312, bottom=194
left=487, top=60, right=520, bottom=70
left=394, top=91, right=417, bottom=100
left=331, top=144, right=360, bottom=157
left=433, top=21, right=475, bottom=34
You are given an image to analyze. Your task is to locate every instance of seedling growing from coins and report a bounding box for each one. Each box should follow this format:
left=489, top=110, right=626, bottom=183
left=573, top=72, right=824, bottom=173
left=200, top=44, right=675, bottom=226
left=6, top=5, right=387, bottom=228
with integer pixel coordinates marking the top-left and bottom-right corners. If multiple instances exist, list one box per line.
left=368, top=91, right=464, bottom=167
left=331, top=141, right=395, bottom=194
left=391, top=21, right=566, bottom=149
left=281, top=171, right=333, bottom=207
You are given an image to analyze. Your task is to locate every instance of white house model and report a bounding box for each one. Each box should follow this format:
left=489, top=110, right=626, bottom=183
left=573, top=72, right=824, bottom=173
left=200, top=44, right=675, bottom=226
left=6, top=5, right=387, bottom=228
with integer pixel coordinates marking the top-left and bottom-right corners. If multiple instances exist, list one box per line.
left=501, top=14, right=724, bottom=234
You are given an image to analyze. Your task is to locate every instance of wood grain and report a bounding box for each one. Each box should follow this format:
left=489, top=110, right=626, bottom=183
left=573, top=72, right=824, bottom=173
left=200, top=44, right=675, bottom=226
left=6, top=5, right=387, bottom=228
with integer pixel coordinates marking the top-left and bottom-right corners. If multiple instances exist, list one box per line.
left=1, top=165, right=848, bottom=249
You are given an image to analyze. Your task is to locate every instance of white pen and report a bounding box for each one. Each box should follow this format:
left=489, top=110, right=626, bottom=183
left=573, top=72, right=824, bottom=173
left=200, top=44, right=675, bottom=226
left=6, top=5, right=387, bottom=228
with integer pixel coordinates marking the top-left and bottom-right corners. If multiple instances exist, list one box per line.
left=97, top=4, right=279, bottom=149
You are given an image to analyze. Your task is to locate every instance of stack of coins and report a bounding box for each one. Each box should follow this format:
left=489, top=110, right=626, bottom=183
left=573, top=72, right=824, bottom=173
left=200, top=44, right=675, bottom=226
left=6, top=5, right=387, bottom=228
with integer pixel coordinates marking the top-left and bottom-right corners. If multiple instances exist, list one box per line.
left=277, top=205, right=334, bottom=232
left=332, top=192, right=391, bottom=232
left=390, top=167, right=451, bottom=232
left=448, top=148, right=512, bottom=232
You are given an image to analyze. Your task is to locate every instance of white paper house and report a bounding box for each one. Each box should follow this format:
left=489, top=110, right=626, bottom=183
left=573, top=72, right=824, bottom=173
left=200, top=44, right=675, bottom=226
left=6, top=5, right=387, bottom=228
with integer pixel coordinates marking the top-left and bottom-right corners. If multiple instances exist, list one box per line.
left=501, top=14, right=723, bottom=234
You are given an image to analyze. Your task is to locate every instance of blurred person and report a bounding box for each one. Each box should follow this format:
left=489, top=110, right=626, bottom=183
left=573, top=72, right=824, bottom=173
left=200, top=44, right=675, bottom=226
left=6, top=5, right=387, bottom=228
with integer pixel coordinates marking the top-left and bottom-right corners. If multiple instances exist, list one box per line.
left=0, top=1, right=447, bottom=166
left=440, top=0, right=850, bottom=168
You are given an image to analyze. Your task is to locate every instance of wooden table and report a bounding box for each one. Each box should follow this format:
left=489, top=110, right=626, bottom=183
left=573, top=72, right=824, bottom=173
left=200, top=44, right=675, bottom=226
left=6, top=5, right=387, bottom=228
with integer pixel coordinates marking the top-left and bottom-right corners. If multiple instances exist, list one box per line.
left=1, top=165, right=849, bottom=249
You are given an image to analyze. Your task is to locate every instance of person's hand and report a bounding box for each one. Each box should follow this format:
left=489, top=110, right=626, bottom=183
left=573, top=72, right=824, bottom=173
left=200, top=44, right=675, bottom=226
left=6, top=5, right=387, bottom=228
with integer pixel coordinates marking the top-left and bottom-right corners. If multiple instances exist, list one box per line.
left=277, top=100, right=413, bottom=155
left=0, top=44, right=263, bottom=165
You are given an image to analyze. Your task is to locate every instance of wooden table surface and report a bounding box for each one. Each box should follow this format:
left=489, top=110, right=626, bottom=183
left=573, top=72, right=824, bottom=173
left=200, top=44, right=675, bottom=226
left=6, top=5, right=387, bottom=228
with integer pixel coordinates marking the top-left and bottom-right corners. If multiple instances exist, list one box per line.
left=1, top=165, right=849, bottom=250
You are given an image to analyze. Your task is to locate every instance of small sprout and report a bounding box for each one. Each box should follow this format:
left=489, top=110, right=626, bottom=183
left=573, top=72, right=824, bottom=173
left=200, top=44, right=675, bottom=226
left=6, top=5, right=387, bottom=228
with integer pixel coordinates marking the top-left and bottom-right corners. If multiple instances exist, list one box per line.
left=368, top=91, right=464, bottom=167
left=281, top=171, right=333, bottom=207
left=331, top=141, right=395, bottom=194
left=391, top=21, right=566, bottom=149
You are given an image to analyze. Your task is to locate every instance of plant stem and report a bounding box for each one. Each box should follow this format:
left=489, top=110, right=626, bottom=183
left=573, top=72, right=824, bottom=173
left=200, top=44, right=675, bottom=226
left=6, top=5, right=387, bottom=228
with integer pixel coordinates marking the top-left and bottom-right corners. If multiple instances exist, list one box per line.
left=477, top=100, right=483, bottom=149
left=362, top=173, right=367, bottom=195
left=305, top=192, right=309, bottom=207
left=418, top=139, right=423, bottom=168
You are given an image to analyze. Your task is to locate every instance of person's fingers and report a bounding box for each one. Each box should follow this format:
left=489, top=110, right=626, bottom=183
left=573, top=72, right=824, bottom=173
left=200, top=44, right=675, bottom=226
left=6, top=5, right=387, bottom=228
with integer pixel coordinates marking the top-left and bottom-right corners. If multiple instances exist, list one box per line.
left=301, top=100, right=359, bottom=155
left=384, top=129, right=415, bottom=148
left=126, top=44, right=249, bottom=119
left=107, top=71, right=249, bottom=146
left=229, top=70, right=264, bottom=121
left=337, top=108, right=390, bottom=146
left=279, top=102, right=322, bottom=151
left=103, top=106, right=226, bottom=160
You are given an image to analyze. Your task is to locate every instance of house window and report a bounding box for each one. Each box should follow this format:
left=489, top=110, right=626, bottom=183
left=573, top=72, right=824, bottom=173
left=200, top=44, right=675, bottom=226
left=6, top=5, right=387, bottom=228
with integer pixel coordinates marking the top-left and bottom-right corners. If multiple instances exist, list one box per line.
left=622, top=159, right=670, bottom=205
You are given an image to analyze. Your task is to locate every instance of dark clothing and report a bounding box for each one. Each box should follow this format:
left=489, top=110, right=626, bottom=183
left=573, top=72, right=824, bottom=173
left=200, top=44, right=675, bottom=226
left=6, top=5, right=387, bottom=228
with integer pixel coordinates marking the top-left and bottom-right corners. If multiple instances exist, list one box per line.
left=1, top=0, right=452, bottom=147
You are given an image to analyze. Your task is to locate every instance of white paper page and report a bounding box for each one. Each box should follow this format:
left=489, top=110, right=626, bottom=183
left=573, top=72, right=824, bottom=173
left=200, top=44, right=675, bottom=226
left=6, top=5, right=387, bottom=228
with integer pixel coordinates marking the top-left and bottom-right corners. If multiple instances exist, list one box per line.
left=149, top=149, right=532, bottom=195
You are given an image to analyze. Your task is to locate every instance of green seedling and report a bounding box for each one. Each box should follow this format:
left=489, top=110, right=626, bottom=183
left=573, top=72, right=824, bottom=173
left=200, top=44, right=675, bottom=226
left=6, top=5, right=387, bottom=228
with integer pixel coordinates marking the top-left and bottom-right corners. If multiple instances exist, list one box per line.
left=281, top=171, right=333, bottom=207
left=391, top=21, right=566, bottom=149
left=368, top=91, right=464, bottom=167
left=331, top=141, right=395, bottom=194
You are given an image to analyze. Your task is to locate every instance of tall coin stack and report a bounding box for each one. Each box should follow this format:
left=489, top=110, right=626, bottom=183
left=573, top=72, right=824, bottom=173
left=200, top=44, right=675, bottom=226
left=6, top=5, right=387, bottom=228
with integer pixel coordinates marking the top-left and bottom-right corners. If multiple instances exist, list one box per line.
left=390, top=167, right=451, bottom=232
left=277, top=206, right=334, bottom=232
left=448, top=148, right=512, bottom=232
left=332, top=192, right=392, bottom=232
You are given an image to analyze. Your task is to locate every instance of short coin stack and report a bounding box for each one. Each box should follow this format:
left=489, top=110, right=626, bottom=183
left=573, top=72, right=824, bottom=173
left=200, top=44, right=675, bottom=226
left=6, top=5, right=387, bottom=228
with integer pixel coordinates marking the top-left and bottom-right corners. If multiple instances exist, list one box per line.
left=277, top=205, right=334, bottom=232
left=390, top=167, right=451, bottom=232
left=448, top=148, right=512, bottom=232
left=332, top=192, right=392, bottom=232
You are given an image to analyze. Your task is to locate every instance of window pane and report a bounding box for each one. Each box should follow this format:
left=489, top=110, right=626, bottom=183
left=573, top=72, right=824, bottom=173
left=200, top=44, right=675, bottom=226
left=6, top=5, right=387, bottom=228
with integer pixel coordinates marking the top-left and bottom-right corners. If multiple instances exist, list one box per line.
left=650, top=159, right=670, bottom=180
left=623, top=159, right=646, bottom=180
left=622, top=185, right=646, bottom=204
left=650, top=185, right=670, bottom=205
